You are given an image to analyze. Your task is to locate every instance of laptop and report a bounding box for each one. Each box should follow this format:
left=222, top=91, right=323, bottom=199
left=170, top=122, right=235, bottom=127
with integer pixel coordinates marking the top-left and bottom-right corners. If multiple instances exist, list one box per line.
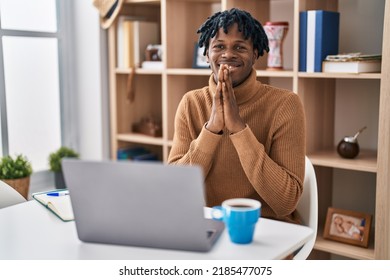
left=62, top=159, right=224, bottom=252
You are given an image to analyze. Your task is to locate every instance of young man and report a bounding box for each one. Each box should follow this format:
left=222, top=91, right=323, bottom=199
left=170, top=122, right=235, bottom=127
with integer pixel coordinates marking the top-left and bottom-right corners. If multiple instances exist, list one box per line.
left=168, top=8, right=306, bottom=224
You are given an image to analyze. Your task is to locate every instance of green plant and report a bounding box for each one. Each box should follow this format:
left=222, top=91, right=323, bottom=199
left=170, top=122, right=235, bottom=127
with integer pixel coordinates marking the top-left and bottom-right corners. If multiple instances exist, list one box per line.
left=0, top=154, right=33, bottom=179
left=49, top=147, right=79, bottom=172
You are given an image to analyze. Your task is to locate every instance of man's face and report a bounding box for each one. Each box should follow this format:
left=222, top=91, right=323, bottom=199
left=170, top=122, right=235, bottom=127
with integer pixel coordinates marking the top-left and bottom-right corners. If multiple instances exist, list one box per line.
left=206, top=23, right=258, bottom=87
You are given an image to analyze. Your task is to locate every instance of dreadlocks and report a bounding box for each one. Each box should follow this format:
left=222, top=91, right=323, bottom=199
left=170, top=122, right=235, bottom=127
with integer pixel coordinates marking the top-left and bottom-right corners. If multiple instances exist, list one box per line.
left=197, top=8, right=269, bottom=58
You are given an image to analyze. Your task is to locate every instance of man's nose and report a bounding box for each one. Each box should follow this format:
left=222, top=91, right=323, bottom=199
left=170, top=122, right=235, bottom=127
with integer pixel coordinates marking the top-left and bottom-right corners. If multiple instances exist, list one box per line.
left=222, top=47, right=237, bottom=58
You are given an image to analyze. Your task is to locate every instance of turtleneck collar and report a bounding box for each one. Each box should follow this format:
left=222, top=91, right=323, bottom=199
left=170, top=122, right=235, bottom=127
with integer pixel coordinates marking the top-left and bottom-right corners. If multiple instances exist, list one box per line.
left=208, top=68, right=260, bottom=105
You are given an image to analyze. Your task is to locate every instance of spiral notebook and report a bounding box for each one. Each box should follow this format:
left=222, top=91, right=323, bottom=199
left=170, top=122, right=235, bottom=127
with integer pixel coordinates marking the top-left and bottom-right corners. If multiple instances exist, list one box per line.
left=32, top=189, right=74, bottom=222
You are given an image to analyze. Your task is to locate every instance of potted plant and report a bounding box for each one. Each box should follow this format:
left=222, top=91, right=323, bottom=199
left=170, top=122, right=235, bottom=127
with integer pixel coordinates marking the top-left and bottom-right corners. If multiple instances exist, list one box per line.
left=48, top=147, right=79, bottom=189
left=0, top=154, right=33, bottom=199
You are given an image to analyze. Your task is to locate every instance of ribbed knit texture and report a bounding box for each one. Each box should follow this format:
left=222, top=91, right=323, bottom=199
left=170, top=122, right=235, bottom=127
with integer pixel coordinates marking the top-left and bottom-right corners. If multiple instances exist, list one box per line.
left=168, top=69, right=306, bottom=223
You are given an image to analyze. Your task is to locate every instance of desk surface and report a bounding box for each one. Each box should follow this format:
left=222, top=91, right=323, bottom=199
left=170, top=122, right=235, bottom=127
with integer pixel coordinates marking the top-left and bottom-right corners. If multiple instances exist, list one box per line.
left=0, top=201, right=313, bottom=260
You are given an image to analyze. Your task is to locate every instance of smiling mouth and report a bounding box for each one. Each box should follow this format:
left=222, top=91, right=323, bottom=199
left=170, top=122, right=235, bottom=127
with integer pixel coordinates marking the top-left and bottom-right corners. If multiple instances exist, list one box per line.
left=218, top=62, right=241, bottom=70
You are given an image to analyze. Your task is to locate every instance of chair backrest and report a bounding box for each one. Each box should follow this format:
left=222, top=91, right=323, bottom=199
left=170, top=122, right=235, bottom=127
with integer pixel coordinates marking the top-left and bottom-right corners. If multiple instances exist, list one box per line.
left=293, top=156, right=318, bottom=260
left=0, top=180, right=27, bottom=209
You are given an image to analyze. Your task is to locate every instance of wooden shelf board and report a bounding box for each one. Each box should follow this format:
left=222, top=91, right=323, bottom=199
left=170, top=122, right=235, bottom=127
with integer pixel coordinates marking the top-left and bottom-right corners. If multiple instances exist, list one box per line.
left=298, top=72, right=381, bottom=80
left=315, top=235, right=375, bottom=260
left=167, top=68, right=212, bottom=76
left=124, top=0, right=160, bottom=5
left=308, top=149, right=377, bottom=173
left=116, top=68, right=163, bottom=75
left=113, top=67, right=295, bottom=77
left=163, top=0, right=220, bottom=2
left=256, top=69, right=294, bottom=77
left=165, top=68, right=294, bottom=77
left=117, top=133, right=164, bottom=145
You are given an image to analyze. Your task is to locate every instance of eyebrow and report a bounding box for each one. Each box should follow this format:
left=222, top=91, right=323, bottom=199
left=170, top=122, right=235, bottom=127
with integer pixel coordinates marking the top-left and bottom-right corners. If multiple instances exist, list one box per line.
left=212, top=39, right=248, bottom=44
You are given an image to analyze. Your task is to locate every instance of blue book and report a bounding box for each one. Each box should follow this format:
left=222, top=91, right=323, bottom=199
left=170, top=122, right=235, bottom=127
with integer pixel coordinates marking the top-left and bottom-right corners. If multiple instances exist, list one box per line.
left=133, top=153, right=158, bottom=161
left=117, top=147, right=150, bottom=160
left=299, top=11, right=308, bottom=71
left=305, top=10, right=340, bottom=72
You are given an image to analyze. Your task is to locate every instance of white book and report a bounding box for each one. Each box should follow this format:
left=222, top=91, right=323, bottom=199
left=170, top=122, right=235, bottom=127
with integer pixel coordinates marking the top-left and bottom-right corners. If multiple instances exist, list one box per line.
left=117, top=16, right=139, bottom=68
left=117, top=17, right=125, bottom=68
left=141, top=61, right=163, bottom=69
left=322, top=60, right=381, bottom=73
left=306, top=11, right=316, bottom=72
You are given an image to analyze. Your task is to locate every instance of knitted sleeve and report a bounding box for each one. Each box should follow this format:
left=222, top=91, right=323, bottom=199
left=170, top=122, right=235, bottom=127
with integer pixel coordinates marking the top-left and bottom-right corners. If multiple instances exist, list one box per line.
left=167, top=94, right=222, bottom=177
left=230, top=93, right=306, bottom=218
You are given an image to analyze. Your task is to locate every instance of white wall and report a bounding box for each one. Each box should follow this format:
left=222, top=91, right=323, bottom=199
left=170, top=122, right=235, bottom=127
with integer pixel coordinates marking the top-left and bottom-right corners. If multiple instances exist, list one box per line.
left=71, top=0, right=109, bottom=161
left=29, top=1, right=108, bottom=194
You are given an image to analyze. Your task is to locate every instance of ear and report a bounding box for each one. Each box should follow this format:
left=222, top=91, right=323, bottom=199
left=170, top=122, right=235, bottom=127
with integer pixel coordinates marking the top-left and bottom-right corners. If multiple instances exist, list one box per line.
left=206, top=49, right=210, bottom=63
left=252, top=49, right=258, bottom=64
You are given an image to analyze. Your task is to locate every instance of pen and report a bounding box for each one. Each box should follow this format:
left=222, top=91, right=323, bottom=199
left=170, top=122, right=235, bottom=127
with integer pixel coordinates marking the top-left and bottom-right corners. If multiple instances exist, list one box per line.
left=46, top=191, right=69, bottom=197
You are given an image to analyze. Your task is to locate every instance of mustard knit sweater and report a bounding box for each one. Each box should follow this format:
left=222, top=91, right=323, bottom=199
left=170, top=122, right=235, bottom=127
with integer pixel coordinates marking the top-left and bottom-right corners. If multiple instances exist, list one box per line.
left=168, top=69, right=306, bottom=223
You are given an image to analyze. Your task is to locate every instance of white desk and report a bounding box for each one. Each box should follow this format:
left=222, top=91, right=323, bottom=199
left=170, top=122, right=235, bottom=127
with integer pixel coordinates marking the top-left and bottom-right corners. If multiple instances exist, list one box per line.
left=0, top=201, right=313, bottom=260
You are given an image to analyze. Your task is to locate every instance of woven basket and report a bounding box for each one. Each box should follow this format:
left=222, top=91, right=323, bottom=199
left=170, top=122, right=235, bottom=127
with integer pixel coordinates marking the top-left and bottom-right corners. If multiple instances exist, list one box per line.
left=1, top=177, right=30, bottom=199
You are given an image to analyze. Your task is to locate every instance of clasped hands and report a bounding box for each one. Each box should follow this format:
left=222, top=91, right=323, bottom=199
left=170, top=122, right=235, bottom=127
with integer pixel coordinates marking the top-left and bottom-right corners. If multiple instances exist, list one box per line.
left=206, top=64, right=246, bottom=134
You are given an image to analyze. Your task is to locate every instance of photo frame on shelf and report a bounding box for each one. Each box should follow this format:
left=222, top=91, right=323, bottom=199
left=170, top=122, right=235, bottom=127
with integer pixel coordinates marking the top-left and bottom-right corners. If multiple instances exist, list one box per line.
left=192, top=43, right=209, bottom=69
left=323, top=207, right=372, bottom=248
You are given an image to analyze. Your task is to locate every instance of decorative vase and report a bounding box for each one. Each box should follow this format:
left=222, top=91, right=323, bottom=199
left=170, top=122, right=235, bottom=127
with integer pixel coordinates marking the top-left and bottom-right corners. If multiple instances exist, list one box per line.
left=263, top=21, right=289, bottom=70
left=1, top=177, right=30, bottom=199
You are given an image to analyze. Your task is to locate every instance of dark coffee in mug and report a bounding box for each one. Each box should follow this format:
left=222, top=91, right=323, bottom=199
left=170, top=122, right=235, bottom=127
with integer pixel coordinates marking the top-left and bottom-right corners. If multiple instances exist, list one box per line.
left=230, top=204, right=252, bottom=208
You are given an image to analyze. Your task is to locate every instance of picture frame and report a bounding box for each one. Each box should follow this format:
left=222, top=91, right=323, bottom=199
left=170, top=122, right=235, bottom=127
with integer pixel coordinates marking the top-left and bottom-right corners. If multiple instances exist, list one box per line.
left=192, top=43, right=209, bottom=68
left=323, top=207, right=372, bottom=248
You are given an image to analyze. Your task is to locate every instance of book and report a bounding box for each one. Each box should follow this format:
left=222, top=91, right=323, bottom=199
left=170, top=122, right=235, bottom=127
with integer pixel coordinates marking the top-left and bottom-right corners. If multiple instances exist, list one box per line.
left=299, top=10, right=339, bottom=72
left=117, top=16, right=136, bottom=68
left=117, top=146, right=158, bottom=161
left=141, top=61, right=163, bottom=69
left=133, top=153, right=158, bottom=161
left=122, top=20, right=135, bottom=68
left=322, top=60, right=381, bottom=73
left=117, top=147, right=149, bottom=160
left=32, top=189, right=74, bottom=222
left=298, top=11, right=307, bottom=72
left=324, top=53, right=382, bottom=62
left=117, top=17, right=159, bottom=68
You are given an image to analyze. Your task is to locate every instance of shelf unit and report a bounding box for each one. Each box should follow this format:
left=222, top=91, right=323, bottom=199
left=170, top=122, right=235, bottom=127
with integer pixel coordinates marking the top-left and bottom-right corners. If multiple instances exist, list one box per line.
left=106, top=0, right=390, bottom=259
